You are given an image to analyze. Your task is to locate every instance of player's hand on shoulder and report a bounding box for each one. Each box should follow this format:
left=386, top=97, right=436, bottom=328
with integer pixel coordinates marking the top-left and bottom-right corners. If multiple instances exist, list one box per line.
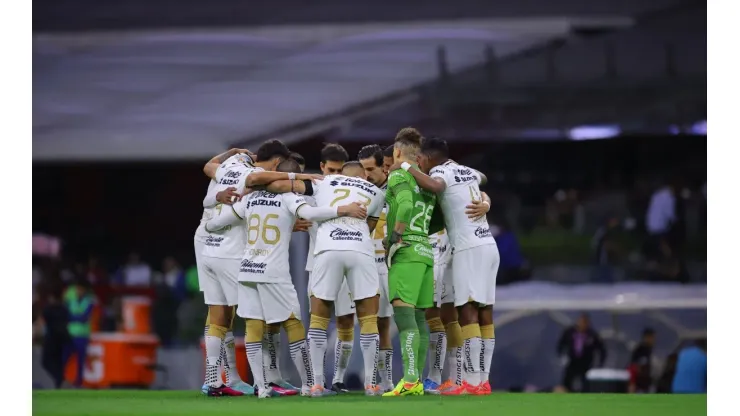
left=338, top=202, right=367, bottom=219
left=216, top=187, right=240, bottom=205
left=388, top=161, right=403, bottom=172
left=465, top=199, right=490, bottom=220
left=293, top=218, right=312, bottom=232
left=297, top=173, right=324, bottom=183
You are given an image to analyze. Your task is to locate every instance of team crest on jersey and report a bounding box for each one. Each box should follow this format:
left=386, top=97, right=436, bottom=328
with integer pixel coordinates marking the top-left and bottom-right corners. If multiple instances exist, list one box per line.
left=330, top=180, right=339, bottom=186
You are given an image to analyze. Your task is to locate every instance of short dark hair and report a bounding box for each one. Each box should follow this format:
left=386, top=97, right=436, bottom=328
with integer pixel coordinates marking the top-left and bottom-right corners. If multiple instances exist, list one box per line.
left=290, top=152, right=305, bottom=166
left=256, top=139, right=291, bottom=162
left=342, top=161, right=365, bottom=175
left=358, top=144, right=383, bottom=167
left=320, top=143, right=349, bottom=163
left=277, top=158, right=302, bottom=173
left=420, top=136, right=449, bottom=159
left=383, top=145, right=394, bottom=158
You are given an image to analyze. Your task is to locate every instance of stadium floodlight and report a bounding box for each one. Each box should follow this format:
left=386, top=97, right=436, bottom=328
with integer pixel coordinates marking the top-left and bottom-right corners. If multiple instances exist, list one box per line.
left=568, top=125, right=621, bottom=141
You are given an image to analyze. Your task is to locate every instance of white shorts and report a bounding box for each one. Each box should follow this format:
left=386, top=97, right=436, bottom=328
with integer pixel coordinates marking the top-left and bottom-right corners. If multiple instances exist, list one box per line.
left=451, top=244, right=500, bottom=307
left=378, top=270, right=392, bottom=318
left=237, top=281, right=302, bottom=324
left=435, top=262, right=454, bottom=306
left=194, top=237, right=206, bottom=292
left=311, top=250, right=379, bottom=304
left=200, top=256, right=240, bottom=306
left=308, top=272, right=355, bottom=317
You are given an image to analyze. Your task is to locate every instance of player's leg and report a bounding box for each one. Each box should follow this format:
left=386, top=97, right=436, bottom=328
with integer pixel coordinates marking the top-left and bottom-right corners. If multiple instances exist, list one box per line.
left=307, top=251, right=342, bottom=397
left=331, top=283, right=355, bottom=394
left=220, top=308, right=250, bottom=392
left=377, top=270, right=394, bottom=392
left=478, top=245, right=500, bottom=395
left=196, top=240, right=223, bottom=392
left=262, top=282, right=304, bottom=397
left=200, top=257, right=235, bottom=395
left=424, top=262, right=447, bottom=393
left=346, top=252, right=381, bottom=395
left=440, top=303, right=463, bottom=390
left=454, top=247, right=486, bottom=393
left=414, top=264, right=435, bottom=386
left=236, top=282, right=273, bottom=398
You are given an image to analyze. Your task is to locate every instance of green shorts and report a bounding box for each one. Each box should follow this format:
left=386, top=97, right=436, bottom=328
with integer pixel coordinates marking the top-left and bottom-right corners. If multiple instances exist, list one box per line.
left=388, top=247, right=434, bottom=309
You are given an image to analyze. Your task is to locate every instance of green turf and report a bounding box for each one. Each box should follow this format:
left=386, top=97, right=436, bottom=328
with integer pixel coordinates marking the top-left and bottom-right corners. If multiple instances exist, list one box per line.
left=32, top=390, right=706, bottom=416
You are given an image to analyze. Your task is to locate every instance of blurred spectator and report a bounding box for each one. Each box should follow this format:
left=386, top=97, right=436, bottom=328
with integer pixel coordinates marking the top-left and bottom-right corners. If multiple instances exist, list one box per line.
left=672, top=338, right=707, bottom=393
left=656, top=348, right=680, bottom=393
left=86, top=256, right=107, bottom=286
left=644, top=239, right=689, bottom=283
left=592, top=215, right=622, bottom=283
left=493, top=221, right=530, bottom=285
left=114, top=252, right=152, bottom=287
left=628, top=328, right=656, bottom=393
left=646, top=182, right=676, bottom=237
left=63, top=278, right=95, bottom=387
left=41, top=287, right=69, bottom=389
left=152, top=257, right=186, bottom=346
left=185, top=265, right=200, bottom=294
left=557, top=313, right=607, bottom=392
left=161, top=257, right=187, bottom=301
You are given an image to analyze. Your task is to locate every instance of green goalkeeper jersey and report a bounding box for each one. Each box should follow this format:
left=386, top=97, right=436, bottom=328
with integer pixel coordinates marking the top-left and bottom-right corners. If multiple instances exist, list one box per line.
left=385, top=167, right=437, bottom=266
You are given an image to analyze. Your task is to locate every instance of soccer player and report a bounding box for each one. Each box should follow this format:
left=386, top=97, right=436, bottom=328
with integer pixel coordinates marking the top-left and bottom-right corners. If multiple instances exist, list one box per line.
left=305, top=162, right=385, bottom=397
left=401, top=136, right=498, bottom=395
left=200, top=140, right=319, bottom=396
left=197, top=148, right=254, bottom=395
left=303, top=144, right=358, bottom=394
left=382, top=128, right=439, bottom=397
left=382, top=145, right=394, bottom=175
left=423, top=228, right=452, bottom=394
left=358, top=145, right=394, bottom=393
left=205, top=158, right=368, bottom=398
left=291, top=152, right=307, bottom=173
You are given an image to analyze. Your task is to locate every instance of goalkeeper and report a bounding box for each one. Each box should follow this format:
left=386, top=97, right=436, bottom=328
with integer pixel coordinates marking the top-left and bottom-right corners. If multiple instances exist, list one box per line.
left=382, top=128, right=442, bottom=397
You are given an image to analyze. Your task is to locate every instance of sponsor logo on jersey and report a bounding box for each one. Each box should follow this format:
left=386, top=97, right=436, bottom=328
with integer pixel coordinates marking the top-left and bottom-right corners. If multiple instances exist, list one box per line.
left=413, top=244, right=435, bottom=259
left=375, top=256, right=386, bottom=264
left=240, top=259, right=267, bottom=274
left=219, top=169, right=243, bottom=186
left=474, top=226, right=492, bottom=239
left=204, top=235, right=224, bottom=247
left=329, top=228, right=363, bottom=242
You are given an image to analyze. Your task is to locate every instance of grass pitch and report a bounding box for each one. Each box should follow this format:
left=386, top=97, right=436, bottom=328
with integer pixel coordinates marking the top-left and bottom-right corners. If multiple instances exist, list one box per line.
left=32, top=390, right=707, bottom=416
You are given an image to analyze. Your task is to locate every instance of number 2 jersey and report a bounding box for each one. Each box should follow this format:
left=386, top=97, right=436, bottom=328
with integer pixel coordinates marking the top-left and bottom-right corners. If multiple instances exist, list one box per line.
left=312, top=175, right=385, bottom=257
left=429, top=160, right=495, bottom=252
left=202, top=163, right=264, bottom=259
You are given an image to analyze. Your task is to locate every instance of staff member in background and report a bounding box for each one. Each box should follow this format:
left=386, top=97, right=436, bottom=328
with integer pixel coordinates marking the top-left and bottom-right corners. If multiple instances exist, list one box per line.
left=64, top=278, right=95, bottom=387
left=672, top=338, right=707, bottom=393
left=41, top=286, right=70, bottom=388
left=557, top=313, right=607, bottom=392
left=628, top=328, right=656, bottom=393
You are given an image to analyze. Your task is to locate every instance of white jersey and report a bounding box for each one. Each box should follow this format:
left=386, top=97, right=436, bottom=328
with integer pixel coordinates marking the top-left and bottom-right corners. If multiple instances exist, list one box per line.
left=195, top=180, right=218, bottom=242
left=430, top=229, right=451, bottom=265
left=303, top=195, right=318, bottom=272
left=202, top=164, right=263, bottom=259
left=371, top=180, right=389, bottom=272
left=313, top=175, right=385, bottom=257
left=430, top=160, right=495, bottom=252
left=232, top=191, right=307, bottom=283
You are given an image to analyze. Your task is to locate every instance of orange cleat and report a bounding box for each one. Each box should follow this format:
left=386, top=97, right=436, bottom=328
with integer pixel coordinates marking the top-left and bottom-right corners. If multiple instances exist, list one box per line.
left=438, top=380, right=456, bottom=393
left=475, top=380, right=491, bottom=395
left=441, top=381, right=478, bottom=396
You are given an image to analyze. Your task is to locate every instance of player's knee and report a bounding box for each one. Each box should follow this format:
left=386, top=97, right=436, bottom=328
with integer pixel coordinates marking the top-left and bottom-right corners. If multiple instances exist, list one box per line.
left=445, top=321, right=463, bottom=348
left=427, top=317, right=445, bottom=333
left=207, top=323, right=228, bottom=339
left=358, top=314, right=378, bottom=335
left=309, top=314, right=330, bottom=331
left=283, top=315, right=306, bottom=343
left=267, top=322, right=282, bottom=334
left=245, top=319, right=265, bottom=343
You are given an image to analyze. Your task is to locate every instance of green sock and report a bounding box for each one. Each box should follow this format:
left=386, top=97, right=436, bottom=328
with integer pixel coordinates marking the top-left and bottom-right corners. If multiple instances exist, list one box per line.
left=393, top=306, right=419, bottom=382
left=415, top=309, right=429, bottom=379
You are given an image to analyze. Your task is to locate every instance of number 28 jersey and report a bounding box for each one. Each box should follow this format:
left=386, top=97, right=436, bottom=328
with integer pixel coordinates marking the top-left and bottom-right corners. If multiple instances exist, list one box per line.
left=231, top=191, right=307, bottom=283
left=313, top=175, right=385, bottom=257
left=430, top=160, right=495, bottom=252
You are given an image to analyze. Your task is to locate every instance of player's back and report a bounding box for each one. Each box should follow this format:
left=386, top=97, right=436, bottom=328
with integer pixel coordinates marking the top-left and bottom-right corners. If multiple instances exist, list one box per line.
left=313, top=175, right=384, bottom=257
left=385, top=169, right=436, bottom=245
left=238, top=191, right=304, bottom=281
left=430, top=160, right=494, bottom=252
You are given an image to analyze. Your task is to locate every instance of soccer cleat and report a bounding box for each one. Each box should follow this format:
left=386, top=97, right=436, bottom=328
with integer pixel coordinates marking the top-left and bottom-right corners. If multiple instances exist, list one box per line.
left=201, top=384, right=208, bottom=395
left=331, top=382, right=350, bottom=394
left=440, top=381, right=478, bottom=396
left=258, top=386, right=275, bottom=399
left=206, top=384, right=245, bottom=397
left=438, top=380, right=456, bottom=394
left=227, top=381, right=255, bottom=395
left=423, top=378, right=441, bottom=395
left=268, top=382, right=299, bottom=396
left=476, top=380, right=492, bottom=395
left=382, top=379, right=424, bottom=397
left=309, top=385, right=337, bottom=398
left=274, top=379, right=301, bottom=394
left=365, top=385, right=382, bottom=396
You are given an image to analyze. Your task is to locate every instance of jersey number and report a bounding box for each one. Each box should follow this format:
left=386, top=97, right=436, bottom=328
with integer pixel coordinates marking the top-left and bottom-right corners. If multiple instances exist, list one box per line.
left=409, top=202, right=433, bottom=233
left=330, top=188, right=372, bottom=207
left=247, top=214, right=281, bottom=245
left=468, top=185, right=482, bottom=203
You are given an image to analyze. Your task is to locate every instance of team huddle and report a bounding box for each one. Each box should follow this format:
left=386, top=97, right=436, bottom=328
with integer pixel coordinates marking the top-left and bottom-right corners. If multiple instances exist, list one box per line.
left=193, top=128, right=500, bottom=398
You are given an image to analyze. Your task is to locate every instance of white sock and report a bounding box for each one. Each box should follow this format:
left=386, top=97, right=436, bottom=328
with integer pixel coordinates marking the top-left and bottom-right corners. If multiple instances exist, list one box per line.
left=221, top=332, right=242, bottom=385
left=307, top=328, right=328, bottom=388
left=377, top=349, right=394, bottom=387
left=290, top=339, right=313, bottom=388
left=428, top=331, right=447, bottom=385
left=204, top=335, right=224, bottom=387
left=360, top=333, right=379, bottom=387
left=246, top=340, right=266, bottom=392
left=482, top=338, right=495, bottom=384
left=263, top=331, right=282, bottom=384
left=447, top=346, right=463, bottom=385
left=464, top=337, right=482, bottom=385
left=332, top=338, right=353, bottom=385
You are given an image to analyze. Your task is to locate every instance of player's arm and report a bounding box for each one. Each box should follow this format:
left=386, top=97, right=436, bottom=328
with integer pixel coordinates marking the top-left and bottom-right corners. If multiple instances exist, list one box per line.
left=203, top=148, right=250, bottom=179
left=474, top=169, right=488, bottom=186
left=203, top=187, right=242, bottom=208
left=428, top=204, right=445, bottom=235
left=402, top=165, right=446, bottom=194
left=389, top=173, right=414, bottom=244
left=296, top=202, right=366, bottom=222
left=465, top=191, right=491, bottom=219
left=365, top=194, right=383, bottom=234
left=245, top=172, right=321, bottom=188
left=264, top=179, right=318, bottom=196
left=204, top=201, right=245, bottom=232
